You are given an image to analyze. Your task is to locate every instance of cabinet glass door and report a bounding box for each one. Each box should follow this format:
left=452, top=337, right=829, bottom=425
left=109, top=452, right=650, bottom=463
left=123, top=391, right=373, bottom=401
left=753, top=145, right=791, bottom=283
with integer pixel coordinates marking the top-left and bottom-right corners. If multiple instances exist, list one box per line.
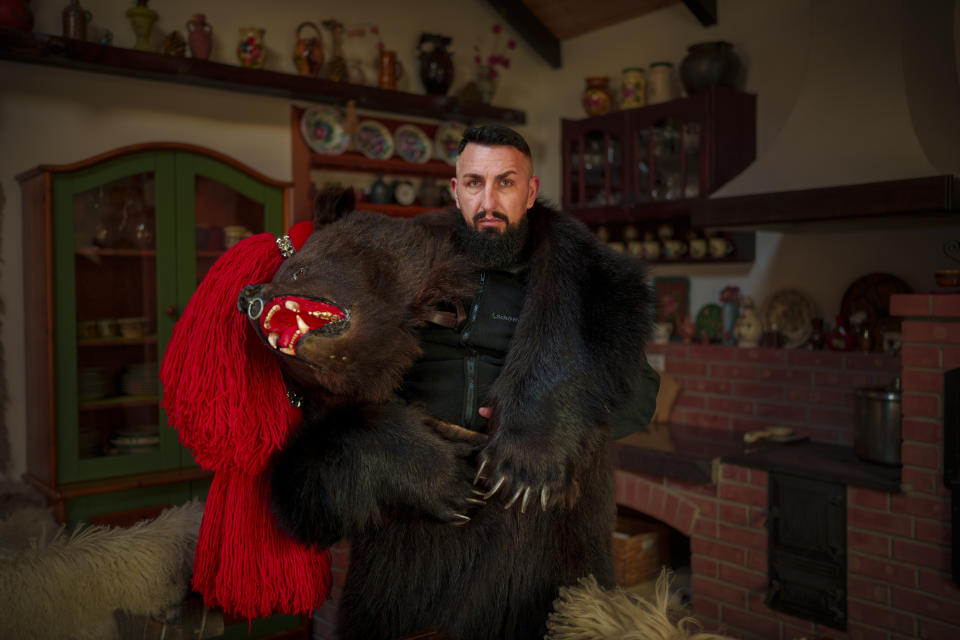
left=54, top=153, right=177, bottom=482
left=632, top=119, right=701, bottom=202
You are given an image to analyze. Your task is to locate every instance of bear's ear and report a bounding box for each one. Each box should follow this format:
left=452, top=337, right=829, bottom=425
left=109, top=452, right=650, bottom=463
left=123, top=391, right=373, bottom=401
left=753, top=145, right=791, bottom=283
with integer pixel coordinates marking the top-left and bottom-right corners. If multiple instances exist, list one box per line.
left=313, top=186, right=357, bottom=227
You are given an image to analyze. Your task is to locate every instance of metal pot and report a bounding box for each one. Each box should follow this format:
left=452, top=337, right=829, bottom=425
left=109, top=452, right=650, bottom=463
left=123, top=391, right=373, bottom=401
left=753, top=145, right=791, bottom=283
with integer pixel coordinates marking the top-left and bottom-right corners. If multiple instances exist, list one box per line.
left=853, top=378, right=901, bottom=466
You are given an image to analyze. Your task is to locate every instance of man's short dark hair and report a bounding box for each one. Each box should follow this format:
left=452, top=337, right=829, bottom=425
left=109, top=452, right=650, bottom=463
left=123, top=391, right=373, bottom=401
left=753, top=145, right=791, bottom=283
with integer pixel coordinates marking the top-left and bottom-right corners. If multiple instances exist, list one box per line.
left=457, top=125, right=532, bottom=160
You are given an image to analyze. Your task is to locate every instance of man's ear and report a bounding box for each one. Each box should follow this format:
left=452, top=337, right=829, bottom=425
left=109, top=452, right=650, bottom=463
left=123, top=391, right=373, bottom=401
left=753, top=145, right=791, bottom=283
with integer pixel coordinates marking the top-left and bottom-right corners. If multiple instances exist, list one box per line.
left=313, top=186, right=356, bottom=227
left=526, top=176, right=540, bottom=209
left=450, top=177, right=460, bottom=209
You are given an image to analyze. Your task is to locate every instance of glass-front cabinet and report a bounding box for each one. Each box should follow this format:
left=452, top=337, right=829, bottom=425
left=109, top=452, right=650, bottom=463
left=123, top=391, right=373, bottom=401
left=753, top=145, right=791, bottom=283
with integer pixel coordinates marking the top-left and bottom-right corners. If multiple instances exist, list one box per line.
left=561, top=87, right=756, bottom=262
left=563, top=87, right=755, bottom=217
left=19, top=145, right=289, bottom=527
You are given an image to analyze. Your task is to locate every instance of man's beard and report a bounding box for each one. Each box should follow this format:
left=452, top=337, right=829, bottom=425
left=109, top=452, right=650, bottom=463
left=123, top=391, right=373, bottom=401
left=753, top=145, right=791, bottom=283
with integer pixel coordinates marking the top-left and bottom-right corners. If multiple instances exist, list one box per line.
left=455, top=211, right=530, bottom=269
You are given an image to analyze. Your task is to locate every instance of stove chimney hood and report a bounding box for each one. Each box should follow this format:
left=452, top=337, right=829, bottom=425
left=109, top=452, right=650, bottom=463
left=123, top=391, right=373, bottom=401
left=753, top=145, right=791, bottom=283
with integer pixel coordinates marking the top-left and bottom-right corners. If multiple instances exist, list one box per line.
left=691, top=0, right=960, bottom=229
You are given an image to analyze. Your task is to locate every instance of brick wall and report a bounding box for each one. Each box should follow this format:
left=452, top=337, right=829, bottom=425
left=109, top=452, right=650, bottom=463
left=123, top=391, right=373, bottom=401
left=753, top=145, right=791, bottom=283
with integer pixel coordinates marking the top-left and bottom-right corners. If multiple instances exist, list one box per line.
left=615, top=292, right=960, bottom=639
left=647, top=343, right=901, bottom=444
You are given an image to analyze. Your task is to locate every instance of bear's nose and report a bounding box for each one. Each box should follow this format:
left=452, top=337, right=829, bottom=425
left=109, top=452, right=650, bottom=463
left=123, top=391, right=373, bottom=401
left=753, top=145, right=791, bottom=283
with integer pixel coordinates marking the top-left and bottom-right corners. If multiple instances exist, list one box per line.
left=237, top=284, right=265, bottom=319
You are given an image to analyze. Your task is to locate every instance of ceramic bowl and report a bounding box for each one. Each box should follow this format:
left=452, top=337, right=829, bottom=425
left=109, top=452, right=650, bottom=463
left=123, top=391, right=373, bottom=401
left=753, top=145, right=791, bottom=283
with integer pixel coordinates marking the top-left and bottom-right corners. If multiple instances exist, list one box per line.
left=118, top=317, right=149, bottom=339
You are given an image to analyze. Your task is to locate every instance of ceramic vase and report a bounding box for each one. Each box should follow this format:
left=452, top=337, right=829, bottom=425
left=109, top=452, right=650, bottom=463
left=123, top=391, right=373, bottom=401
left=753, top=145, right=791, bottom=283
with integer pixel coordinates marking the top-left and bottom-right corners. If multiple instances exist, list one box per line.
left=680, top=41, right=741, bottom=95
left=0, top=0, right=34, bottom=31
left=733, top=298, right=763, bottom=348
left=581, top=76, right=613, bottom=116
left=186, top=13, right=212, bottom=60
left=619, top=67, right=645, bottom=109
left=125, top=0, right=157, bottom=51
left=236, top=26, right=266, bottom=69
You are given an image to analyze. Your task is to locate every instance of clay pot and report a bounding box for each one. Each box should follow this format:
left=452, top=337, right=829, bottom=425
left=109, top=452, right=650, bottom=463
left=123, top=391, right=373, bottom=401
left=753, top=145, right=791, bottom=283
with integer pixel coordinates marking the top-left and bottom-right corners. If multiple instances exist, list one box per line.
left=186, top=13, right=212, bottom=60
left=581, top=76, right=613, bottom=117
left=418, top=33, right=454, bottom=96
left=0, top=0, right=34, bottom=30
left=679, top=41, right=741, bottom=95
left=62, top=0, right=91, bottom=40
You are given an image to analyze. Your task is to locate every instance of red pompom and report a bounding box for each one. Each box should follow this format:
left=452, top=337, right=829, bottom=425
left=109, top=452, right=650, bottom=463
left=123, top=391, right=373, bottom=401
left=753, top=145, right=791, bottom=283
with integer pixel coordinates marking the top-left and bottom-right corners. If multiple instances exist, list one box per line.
left=288, top=220, right=314, bottom=252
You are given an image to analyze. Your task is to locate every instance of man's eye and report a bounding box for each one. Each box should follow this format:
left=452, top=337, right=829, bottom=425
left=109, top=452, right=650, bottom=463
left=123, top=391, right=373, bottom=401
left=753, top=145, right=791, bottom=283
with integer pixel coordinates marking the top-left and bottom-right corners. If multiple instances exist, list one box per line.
left=500, top=179, right=514, bottom=187
left=468, top=179, right=481, bottom=187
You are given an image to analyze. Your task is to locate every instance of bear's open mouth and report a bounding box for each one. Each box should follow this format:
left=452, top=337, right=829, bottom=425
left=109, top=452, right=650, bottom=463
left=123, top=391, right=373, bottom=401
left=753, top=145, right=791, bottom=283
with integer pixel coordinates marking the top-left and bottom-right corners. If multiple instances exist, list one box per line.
left=260, top=296, right=348, bottom=356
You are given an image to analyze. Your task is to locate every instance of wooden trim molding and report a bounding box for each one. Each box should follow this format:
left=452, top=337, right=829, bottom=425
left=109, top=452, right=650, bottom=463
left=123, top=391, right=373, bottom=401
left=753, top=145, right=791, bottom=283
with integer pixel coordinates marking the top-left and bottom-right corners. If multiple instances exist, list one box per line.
left=15, top=141, right=292, bottom=188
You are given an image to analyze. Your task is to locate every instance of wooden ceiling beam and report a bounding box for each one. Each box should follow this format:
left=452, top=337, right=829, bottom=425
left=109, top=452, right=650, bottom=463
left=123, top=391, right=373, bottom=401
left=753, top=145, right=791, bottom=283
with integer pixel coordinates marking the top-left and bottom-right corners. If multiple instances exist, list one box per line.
left=485, top=0, right=562, bottom=68
left=682, top=0, right=717, bottom=26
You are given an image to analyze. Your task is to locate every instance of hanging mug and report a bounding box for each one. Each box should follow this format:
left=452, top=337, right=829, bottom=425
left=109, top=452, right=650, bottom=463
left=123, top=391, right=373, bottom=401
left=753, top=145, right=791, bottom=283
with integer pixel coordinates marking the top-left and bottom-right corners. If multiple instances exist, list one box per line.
left=293, top=21, right=324, bottom=77
left=377, top=49, right=404, bottom=90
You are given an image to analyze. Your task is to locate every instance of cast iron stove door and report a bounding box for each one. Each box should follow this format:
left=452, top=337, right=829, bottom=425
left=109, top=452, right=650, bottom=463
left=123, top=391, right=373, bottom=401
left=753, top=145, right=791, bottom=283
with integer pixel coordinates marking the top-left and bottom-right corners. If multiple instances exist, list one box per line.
left=767, top=473, right=846, bottom=630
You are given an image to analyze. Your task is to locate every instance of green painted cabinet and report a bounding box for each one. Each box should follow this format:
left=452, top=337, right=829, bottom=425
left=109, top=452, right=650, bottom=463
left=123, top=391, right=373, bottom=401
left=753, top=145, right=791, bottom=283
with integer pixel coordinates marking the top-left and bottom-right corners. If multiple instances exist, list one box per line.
left=18, top=144, right=290, bottom=527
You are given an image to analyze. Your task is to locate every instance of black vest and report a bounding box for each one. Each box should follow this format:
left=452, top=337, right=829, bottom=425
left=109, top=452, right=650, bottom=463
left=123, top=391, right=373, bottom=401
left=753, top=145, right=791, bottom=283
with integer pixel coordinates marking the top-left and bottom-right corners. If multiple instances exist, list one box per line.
left=400, top=267, right=526, bottom=432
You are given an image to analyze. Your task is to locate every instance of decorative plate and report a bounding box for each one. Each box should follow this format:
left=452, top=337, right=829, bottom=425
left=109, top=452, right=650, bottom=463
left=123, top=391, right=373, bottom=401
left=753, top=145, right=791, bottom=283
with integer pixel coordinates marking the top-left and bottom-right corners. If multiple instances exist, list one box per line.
left=435, top=121, right=466, bottom=165
left=695, top=303, right=724, bottom=342
left=394, top=124, right=433, bottom=163
left=299, top=105, right=349, bottom=155
left=839, top=272, right=912, bottom=334
left=393, top=180, right=417, bottom=206
left=763, top=289, right=816, bottom=348
left=353, top=119, right=394, bottom=160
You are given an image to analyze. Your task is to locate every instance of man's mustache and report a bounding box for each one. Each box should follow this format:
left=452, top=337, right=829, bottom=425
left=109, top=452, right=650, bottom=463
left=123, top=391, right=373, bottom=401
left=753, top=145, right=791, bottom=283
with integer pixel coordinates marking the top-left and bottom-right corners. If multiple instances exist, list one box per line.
left=473, top=211, right=509, bottom=224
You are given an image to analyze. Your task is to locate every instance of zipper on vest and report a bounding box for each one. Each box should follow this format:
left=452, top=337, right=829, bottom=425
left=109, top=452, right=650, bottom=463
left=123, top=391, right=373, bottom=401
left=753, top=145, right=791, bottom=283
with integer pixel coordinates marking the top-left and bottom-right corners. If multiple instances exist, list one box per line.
left=461, top=271, right=486, bottom=427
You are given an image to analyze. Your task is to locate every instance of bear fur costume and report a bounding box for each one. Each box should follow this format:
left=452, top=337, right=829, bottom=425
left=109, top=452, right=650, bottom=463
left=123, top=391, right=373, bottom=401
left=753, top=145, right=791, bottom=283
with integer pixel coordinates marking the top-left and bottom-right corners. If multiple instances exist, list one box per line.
left=239, top=189, right=653, bottom=639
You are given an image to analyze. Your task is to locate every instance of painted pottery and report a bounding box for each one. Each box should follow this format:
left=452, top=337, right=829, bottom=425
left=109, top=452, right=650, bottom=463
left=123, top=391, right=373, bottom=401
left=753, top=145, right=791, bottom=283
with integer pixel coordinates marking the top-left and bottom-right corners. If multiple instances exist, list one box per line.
left=125, top=0, right=157, bottom=51
left=293, top=21, right=324, bottom=77
left=62, top=0, right=91, bottom=40
left=418, top=33, right=454, bottom=95
left=581, top=76, right=613, bottom=116
left=186, top=13, right=212, bottom=60
left=619, top=67, right=645, bottom=109
left=322, top=19, right=348, bottom=82
left=733, top=297, right=763, bottom=348
left=237, top=26, right=266, bottom=69
left=680, top=41, right=741, bottom=95
left=0, top=0, right=34, bottom=30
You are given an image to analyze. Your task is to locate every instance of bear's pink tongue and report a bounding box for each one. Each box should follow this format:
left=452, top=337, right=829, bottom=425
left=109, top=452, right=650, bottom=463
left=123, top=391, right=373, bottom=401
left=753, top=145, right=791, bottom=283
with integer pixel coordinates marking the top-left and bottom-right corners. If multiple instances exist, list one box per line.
left=260, top=296, right=346, bottom=354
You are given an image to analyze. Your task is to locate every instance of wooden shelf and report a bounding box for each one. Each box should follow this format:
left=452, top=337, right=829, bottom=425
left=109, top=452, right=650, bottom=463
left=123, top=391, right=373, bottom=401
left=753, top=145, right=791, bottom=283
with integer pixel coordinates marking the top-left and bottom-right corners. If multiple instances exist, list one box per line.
left=312, top=151, right=456, bottom=178
left=355, top=202, right=446, bottom=218
left=0, top=28, right=525, bottom=124
left=78, top=335, right=158, bottom=347
left=76, top=247, right=156, bottom=257
left=79, top=395, right=159, bottom=411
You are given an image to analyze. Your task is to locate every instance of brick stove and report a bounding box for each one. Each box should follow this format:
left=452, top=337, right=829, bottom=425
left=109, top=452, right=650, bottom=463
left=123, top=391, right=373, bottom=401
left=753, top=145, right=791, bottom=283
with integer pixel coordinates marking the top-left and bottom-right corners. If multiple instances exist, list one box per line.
left=615, top=292, right=960, bottom=639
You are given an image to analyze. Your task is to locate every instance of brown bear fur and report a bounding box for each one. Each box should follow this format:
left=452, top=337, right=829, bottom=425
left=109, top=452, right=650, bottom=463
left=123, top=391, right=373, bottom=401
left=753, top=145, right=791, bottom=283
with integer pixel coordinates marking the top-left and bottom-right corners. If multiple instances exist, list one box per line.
left=242, top=189, right=653, bottom=639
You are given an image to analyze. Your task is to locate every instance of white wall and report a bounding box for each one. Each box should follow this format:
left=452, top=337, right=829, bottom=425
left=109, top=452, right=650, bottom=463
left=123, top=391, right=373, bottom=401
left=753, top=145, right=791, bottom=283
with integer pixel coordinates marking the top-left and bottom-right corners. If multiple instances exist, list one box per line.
left=2, top=0, right=959, bottom=477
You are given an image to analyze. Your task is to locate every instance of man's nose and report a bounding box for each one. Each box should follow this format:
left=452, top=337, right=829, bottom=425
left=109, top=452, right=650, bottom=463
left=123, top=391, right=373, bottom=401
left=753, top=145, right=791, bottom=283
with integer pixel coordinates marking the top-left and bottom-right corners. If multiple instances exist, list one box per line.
left=481, top=183, right=498, bottom=212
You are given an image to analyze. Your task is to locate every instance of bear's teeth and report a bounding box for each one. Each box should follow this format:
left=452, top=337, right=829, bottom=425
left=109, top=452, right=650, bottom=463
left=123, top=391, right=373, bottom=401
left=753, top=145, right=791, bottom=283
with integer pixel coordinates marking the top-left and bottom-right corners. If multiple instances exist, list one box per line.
left=268, top=333, right=280, bottom=348
left=296, top=315, right=310, bottom=332
left=285, top=300, right=300, bottom=312
left=279, top=347, right=296, bottom=356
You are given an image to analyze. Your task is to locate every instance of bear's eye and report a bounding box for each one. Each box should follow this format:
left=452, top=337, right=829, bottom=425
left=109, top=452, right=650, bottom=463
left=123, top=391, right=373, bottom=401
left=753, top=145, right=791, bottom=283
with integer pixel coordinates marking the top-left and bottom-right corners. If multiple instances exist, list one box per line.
left=293, top=266, right=306, bottom=281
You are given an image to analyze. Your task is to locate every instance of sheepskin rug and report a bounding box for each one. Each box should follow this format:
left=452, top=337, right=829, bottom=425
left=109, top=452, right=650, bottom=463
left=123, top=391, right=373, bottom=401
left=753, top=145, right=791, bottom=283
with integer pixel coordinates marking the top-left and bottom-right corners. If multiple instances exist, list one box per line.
left=0, top=498, right=204, bottom=640
left=546, top=572, right=734, bottom=640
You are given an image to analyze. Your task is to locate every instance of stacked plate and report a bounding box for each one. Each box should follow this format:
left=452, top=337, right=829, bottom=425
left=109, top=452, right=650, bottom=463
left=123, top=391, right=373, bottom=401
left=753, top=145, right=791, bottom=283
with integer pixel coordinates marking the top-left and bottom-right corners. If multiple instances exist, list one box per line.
left=78, top=366, right=112, bottom=401
left=110, top=424, right=160, bottom=455
left=121, top=361, right=158, bottom=397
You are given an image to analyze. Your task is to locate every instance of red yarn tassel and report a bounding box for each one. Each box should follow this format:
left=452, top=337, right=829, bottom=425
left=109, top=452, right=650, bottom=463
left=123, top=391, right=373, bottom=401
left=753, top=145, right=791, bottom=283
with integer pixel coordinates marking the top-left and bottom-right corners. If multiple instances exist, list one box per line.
left=161, top=232, right=292, bottom=472
left=161, top=227, right=330, bottom=618
left=194, top=471, right=331, bottom=619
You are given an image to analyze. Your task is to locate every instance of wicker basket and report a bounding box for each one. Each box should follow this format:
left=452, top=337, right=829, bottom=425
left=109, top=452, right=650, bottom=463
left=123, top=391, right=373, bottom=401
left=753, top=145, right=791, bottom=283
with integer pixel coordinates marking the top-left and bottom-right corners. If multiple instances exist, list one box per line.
left=611, top=514, right=670, bottom=586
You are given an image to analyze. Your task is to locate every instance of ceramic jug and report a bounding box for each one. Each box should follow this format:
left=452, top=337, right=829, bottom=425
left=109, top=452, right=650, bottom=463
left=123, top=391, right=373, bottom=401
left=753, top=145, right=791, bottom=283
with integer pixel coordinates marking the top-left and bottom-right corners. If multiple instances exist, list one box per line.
left=581, top=76, right=613, bottom=116
left=237, top=26, right=266, bottom=69
left=186, top=13, right=212, bottom=60
left=62, top=0, right=90, bottom=40
left=418, top=33, right=454, bottom=95
left=293, top=21, right=324, bottom=77
left=377, top=49, right=403, bottom=90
